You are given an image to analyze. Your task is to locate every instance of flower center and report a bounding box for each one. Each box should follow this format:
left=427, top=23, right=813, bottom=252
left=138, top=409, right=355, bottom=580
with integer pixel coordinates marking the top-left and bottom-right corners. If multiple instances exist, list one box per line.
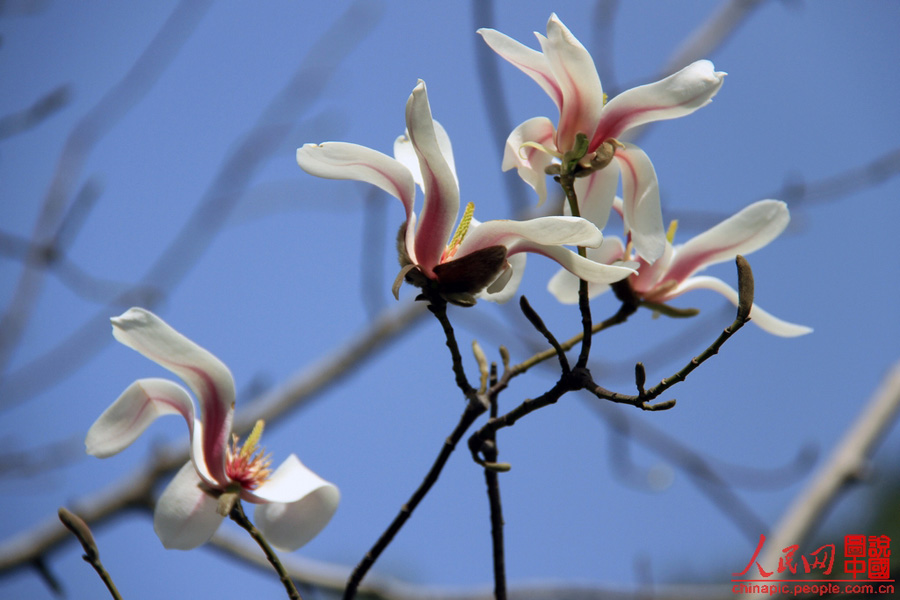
left=442, top=202, right=475, bottom=262
left=225, top=419, right=272, bottom=491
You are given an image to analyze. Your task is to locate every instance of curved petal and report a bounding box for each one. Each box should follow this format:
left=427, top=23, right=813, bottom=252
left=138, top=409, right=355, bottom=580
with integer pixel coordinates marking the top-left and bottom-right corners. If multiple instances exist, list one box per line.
left=591, top=60, right=725, bottom=148
left=540, top=14, right=604, bottom=151
left=455, top=216, right=603, bottom=260
left=615, top=143, right=665, bottom=262
left=111, top=308, right=234, bottom=486
left=86, top=378, right=194, bottom=459
left=664, top=200, right=789, bottom=284
left=513, top=242, right=635, bottom=284
left=153, top=461, right=224, bottom=550
left=478, top=26, right=562, bottom=110
left=547, top=237, right=627, bottom=304
left=404, top=81, right=459, bottom=275
left=296, top=142, right=417, bottom=229
left=253, top=455, right=340, bottom=551
left=479, top=253, right=527, bottom=304
left=572, top=160, right=619, bottom=230
left=394, top=120, right=458, bottom=192
left=669, top=276, right=813, bottom=337
left=502, top=117, right=557, bottom=205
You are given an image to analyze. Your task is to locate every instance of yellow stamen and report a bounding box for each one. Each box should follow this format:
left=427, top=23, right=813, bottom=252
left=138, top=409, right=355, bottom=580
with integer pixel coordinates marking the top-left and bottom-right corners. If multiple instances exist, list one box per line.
left=602, top=92, right=608, bottom=106
left=519, top=141, right=562, bottom=159
left=241, top=419, right=265, bottom=459
left=666, top=220, right=679, bottom=244
left=445, top=202, right=475, bottom=259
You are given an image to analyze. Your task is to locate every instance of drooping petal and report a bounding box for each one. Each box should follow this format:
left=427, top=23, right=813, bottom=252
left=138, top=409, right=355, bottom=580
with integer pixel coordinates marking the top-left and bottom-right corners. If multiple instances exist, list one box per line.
left=615, top=143, right=665, bottom=262
left=296, top=141, right=417, bottom=228
left=455, top=216, right=603, bottom=260
left=502, top=117, right=558, bottom=205
left=478, top=26, right=562, bottom=109
left=512, top=241, right=635, bottom=284
left=111, top=308, right=234, bottom=486
left=252, top=455, right=340, bottom=551
left=663, top=200, right=790, bottom=284
left=547, top=237, right=627, bottom=304
left=591, top=60, right=725, bottom=148
left=406, top=81, right=460, bottom=275
left=153, top=461, right=225, bottom=550
left=86, top=378, right=195, bottom=459
left=572, top=161, right=619, bottom=231
left=668, top=276, right=813, bottom=337
left=539, top=14, right=605, bottom=152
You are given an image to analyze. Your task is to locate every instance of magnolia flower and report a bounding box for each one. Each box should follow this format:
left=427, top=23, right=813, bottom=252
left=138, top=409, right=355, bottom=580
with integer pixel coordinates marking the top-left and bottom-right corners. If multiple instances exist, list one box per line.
left=479, top=14, right=726, bottom=261
left=548, top=200, right=812, bottom=337
left=86, top=308, right=339, bottom=550
left=296, top=80, right=634, bottom=306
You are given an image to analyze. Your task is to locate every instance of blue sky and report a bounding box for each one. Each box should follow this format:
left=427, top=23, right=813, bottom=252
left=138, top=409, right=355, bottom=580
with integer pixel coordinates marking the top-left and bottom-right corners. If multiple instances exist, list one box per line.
left=2, top=1, right=899, bottom=598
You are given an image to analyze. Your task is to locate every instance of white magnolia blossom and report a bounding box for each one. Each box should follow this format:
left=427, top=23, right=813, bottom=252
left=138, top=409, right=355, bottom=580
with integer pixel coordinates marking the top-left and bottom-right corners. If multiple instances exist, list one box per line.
left=480, top=14, right=725, bottom=261
left=297, top=80, right=635, bottom=306
left=548, top=200, right=812, bottom=337
left=86, top=308, right=339, bottom=550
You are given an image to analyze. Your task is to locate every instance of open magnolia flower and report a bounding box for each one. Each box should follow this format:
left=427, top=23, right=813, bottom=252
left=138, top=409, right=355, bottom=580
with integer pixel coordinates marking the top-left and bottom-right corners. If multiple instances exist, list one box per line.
left=548, top=200, right=812, bottom=337
left=479, top=14, right=726, bottom=262
left=85, top=308, right=339, bottom=550
left=296, top=80, right=635, bottom=307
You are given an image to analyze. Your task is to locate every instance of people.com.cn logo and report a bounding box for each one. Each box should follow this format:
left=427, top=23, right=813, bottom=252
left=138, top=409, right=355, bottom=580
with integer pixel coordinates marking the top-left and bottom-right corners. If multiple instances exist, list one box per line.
left=732, top=534, right=893, bottom=596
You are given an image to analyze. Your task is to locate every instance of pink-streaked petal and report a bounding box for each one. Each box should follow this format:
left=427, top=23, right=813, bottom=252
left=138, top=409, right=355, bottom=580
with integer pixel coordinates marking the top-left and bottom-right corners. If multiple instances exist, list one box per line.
left=668, top=276, right=813, bottom=337
left=572, top=161, right=619, bottom=230
left=394, top=120, right=458, bottom=192
left=540, top=14, right=604, bottom=152
left=664, top=200, right=789, bottom=284
left=513, top=242, right=635, bottom=284
left=296, top=142, right=417, bottom=228
left=547, top=237, right=628, bottom=304
left=111, top=308, right=234, bottom=486
left=153, top=461, right=224, bottom=550
left=615, top=143, right=665, bottom=262
left=502, top=117, right=557, bottom=205
left=630, top=242, right=675, bottom=296
left=252, top=455, right=340, bottom=551
left=478, top=26, right=562, bottom=110
left=479, top=253, right=527, bottom=304
left=591, top=60, right=725, bottom=148
left=455, top=216, right=603, bottom=260
left=86, top=378, right=194, bottom=459
left=406, top=81, right=459, bottom=274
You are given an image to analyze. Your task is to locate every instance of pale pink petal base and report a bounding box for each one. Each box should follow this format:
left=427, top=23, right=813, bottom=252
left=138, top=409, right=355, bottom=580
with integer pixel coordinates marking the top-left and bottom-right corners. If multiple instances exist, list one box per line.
left=154, top=461, right=225, bottom=550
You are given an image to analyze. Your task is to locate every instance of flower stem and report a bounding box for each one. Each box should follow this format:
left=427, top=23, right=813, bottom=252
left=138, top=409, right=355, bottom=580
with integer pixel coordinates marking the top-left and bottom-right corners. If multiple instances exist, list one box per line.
left=229, top=500, right=302, bottom=600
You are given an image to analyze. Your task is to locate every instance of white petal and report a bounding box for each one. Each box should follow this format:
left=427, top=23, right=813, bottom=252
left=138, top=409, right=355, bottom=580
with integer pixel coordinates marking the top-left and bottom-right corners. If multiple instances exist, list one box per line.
left=478, top=25, right=562, bottom=110
left=540, top=14, right=605, bottom=151
left=154, top=461, right=224, bottom=550
left=592, top=60, right=725, bottom=146
left=671, top=276, right=813, bottom=337
left=394, top=120, right=458, bottom=192
left=86, top=378, right=194, bottom=458
left=406, top=81, right=460, bottom=273
left=665, top=200, right=789, bottom=283
left=547, top=238, right=627, bottom=304
left=518, top=242, right=635, bottom=284
left=297, top=141, right=417, bottom=226
left=502, top=117, right=557, bottom=205
left=252, top=455, right=340, bottom=551
left=573, top=162, right=619, bottom=230
left=615, top=144, right=665, bottom=262
left=111, top=308, right=234, bottom=486
left=456, top=216, right=603, bottom=260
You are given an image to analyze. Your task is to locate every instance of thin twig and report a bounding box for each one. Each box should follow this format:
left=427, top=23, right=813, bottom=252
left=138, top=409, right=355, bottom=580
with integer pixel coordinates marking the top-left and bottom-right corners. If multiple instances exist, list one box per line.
left=58, top=508, right=123, bottom=600
left=229, top=501, right=301, bottom=600
left=483, top=364, right=507, bottom=600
